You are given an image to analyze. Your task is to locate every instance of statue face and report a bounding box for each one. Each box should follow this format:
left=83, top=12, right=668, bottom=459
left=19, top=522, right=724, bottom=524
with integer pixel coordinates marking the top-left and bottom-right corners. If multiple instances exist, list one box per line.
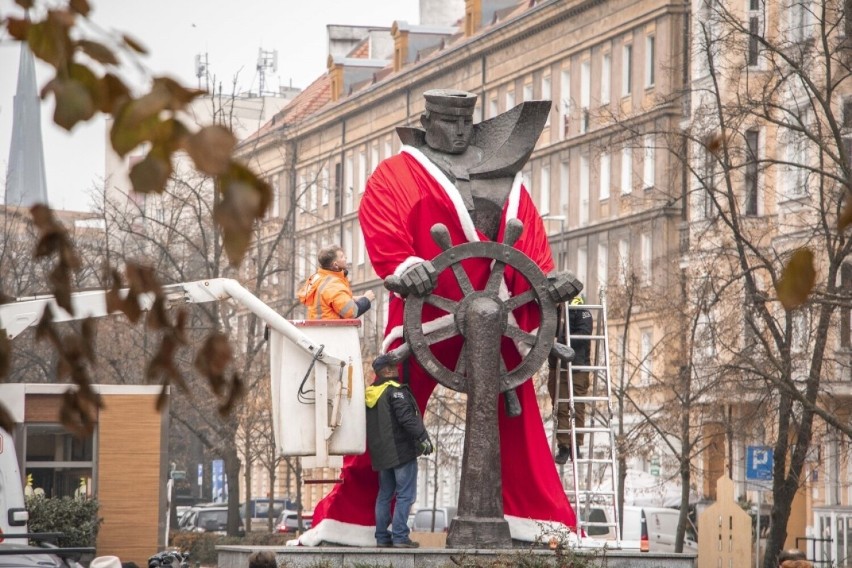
left=422, top=111, right=474, bottom=154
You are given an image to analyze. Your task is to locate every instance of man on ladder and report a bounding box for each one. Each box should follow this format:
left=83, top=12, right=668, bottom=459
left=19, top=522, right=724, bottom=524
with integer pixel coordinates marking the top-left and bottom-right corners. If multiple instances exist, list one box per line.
left=548, top=294, right=593, bottom=465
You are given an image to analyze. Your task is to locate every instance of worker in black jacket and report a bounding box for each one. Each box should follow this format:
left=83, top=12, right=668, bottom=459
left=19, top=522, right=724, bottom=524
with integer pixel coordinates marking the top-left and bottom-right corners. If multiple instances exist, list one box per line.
left=548, top=295, right=593, bottom=464
left=367, top=354, right=433, bottom=549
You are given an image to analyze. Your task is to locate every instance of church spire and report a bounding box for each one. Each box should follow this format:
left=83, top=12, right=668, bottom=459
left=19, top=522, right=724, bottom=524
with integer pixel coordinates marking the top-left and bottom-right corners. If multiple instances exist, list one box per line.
left=5, top=43, right=48, bottom=208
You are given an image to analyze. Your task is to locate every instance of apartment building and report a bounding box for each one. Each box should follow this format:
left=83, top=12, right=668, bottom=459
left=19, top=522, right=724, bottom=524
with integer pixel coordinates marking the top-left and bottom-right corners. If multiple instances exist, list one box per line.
left=683, top=0, right=852, bottom=557
left=239, top=0, right=689, bottom=511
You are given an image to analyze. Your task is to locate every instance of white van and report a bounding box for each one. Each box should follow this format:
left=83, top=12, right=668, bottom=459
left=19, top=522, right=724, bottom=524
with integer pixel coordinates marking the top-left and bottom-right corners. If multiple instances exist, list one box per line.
left=0, top=428, right=29, bottom=541
left=578, top=504, right=698, bottom=553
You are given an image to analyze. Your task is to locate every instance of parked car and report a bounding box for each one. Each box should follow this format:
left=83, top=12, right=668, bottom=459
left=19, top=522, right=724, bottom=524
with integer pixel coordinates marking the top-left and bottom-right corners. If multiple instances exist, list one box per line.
left=275, top=510, right=313, bottom=534
left=412, top=507, right=458, bottom=532
left=577, top=504, right=698, bottom=553
left=180, top=505, right=245, bottom=536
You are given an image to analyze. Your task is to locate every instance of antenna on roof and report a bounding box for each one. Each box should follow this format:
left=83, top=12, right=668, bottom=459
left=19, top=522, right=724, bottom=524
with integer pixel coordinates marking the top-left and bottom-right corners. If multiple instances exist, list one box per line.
left=194, top=52, right=209, bottom=92
left=257, top=48, right=278, bottom=96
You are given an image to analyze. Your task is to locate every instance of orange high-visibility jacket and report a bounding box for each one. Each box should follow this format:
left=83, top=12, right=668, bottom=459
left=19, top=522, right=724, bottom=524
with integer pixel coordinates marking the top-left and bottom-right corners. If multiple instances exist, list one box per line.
left=297, top=268, right=359, bottom=319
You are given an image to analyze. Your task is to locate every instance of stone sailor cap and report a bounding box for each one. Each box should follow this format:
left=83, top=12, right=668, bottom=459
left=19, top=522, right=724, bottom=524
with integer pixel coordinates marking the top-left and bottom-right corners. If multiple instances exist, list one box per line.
left=423, top=89, right=477, bottom=117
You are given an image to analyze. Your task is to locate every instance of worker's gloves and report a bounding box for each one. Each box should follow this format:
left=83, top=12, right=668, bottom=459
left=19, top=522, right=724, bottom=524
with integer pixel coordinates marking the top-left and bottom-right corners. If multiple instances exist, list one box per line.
left=418, top=435, right=434, bottom=456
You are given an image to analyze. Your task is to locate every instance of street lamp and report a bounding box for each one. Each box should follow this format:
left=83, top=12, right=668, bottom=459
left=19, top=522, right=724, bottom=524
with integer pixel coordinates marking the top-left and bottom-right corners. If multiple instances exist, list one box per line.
left=541, top=214, right=567, bottom=271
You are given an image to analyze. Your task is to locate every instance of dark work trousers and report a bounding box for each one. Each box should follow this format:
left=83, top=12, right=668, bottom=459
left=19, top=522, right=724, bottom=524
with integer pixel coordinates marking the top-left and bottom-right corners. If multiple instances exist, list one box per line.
left=547, top=364, right=590, bottom=447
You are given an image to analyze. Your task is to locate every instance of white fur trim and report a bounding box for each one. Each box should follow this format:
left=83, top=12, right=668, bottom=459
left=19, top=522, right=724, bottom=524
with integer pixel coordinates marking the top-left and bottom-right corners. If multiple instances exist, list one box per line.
left=505, top=172, right=524, bottom=224
left=393, top=256, right=426, bottom=277
left=381, top=313, right=455, bottom=354
left=505, top=514, right=579, bottom=545
left=290, top=518, right=376, bottom=547
left=401, top=146, right=479, bottom=243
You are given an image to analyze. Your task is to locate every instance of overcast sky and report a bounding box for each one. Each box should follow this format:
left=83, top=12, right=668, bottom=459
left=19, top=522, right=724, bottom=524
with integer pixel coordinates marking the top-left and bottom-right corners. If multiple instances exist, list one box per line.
left=0, top=0, right=420, bottom=211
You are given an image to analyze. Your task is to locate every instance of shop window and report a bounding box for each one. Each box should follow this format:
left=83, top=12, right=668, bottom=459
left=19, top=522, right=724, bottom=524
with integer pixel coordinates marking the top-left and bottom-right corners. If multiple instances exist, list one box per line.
left=25, top=424, right=95, bottom=499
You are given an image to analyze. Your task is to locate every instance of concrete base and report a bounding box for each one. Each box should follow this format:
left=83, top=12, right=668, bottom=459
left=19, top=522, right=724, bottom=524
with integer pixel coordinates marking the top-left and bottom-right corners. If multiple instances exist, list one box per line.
left=217, top=544, right=697, bottom=568
left=447, top=517, right=512, bottom=549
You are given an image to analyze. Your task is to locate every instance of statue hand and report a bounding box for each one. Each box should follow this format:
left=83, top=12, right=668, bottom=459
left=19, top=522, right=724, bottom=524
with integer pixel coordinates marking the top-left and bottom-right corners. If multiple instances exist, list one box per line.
left=547, top=270, right=583, bottom=303
left=400, top=261, right=437, bottom=297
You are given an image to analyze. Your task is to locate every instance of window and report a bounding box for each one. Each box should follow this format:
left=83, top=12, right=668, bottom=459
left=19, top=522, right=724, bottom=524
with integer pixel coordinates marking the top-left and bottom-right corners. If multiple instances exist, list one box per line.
left=271, top=176, right=281, bottom=217
left=577, top=245, right=588, bottom=287
left=748, top=12, right=761, bottom=67
left=384, top=138, right=393, bottom=159
left=643, top=134, right=655, bottom=189
left=25, top=424, right=94, bottom=498
left=601, top=52, right=611, bottom=105
left=841, top=264, right=852, bottom=348
left=618, top=238, right=629, bottom=285
left=622, top=43, right=633, bottom=96
left=792, top=310, right=809, bottom=354
left=344, top=156, right=354, bottom=213
left=371, top=144, right=379, bottom=174
left=581, top=60, right=591, bottom=133
left=307, top=169, right=316, bottom=211
left=357, top=226, right=366, bottom=266
left=489, top=97, right=499, bottom=118
left=600, top=152, right=611, bottom=200
left=645, top=35, right=655, bottom=87
left=542, top=74, right=552, bottom=126
left=321, top=167, right=329, bottom=206
left=539, top=164, right=551, bottom=213
left=297, top=173, right=306, bottom=210
left=523, top=82, right=533, bottom=102
left=358, top=151, right=367, bottom=193
left=702, top=146, right=717, bottom=218
left=598, top=242, right=609, bottom=291
left=343, top=226, right=353, bottom=261
left=621, top=146, right=632, bottom=194
left=560, top=160, right=570, bottom=213
left=784, top=123, right=809, bottom=198
left=560, top=68, right=571, bottom=139
left=789, top=0, right=813, bottom=43
left=506, top=90, right=516, bottom=109
left=640, top=328, right=653, bottom=384
left=744, top=128, right=759, bottom=215
left=580, top=155, right=590, bottom=226
left=640, top=232, right=652, bottom=284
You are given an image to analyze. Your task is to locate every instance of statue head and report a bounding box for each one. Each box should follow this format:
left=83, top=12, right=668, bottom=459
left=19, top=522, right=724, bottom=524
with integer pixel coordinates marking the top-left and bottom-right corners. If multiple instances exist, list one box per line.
left=420, top=89, right=477, bottom=155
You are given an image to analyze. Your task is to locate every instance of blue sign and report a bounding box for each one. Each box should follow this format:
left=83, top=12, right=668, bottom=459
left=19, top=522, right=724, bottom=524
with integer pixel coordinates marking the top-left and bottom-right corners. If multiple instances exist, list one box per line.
left=211, top=459, right=225, bottom=502
left=197, top=463, right=203, bottom=487
left=746, top=446, right=773, bottom=481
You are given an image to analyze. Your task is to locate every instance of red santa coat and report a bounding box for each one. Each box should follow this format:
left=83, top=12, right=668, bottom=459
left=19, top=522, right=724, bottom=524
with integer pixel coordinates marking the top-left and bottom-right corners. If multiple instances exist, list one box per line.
left=297, top=146, right=577, bottom=546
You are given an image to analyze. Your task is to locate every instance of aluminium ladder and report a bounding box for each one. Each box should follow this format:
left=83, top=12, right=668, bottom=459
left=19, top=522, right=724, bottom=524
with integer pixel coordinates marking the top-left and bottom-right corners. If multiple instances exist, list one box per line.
left=551, top=289, right=621, bottom=545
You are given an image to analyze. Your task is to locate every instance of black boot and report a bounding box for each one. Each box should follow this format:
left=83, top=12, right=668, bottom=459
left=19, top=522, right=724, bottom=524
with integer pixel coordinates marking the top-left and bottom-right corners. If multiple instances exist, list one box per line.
left=555, top=445, right=572, bottom=465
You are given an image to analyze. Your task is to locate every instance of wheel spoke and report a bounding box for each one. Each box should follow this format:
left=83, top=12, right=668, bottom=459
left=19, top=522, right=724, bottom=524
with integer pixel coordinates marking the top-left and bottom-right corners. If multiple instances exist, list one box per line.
left=504, top=289, right=536, bottom=311
left=451, top=263, right=475, bottom=296
left=454, top=343, right=467, bottom=375
left=425, top=294, right=458, bottom=314
left=485, top=261, right=506, bottom=294
left=425, top=321, right=460, bottom=345
left=504, top=324, right=537, bottom=346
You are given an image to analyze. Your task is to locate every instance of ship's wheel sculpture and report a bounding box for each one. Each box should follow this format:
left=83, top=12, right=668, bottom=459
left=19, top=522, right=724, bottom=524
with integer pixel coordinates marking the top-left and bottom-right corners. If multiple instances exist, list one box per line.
left=384, top=219, right=577, bottom=548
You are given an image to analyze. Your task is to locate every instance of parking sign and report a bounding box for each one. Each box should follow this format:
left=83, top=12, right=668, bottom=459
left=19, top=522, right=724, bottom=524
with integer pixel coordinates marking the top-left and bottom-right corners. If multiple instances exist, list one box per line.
left=746, top=446, right=773, bottom=481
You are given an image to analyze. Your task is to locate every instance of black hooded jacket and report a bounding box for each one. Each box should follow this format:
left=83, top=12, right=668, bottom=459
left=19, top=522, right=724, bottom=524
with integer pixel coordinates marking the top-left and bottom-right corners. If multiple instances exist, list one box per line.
left=365, top=377, right=428, bottom=471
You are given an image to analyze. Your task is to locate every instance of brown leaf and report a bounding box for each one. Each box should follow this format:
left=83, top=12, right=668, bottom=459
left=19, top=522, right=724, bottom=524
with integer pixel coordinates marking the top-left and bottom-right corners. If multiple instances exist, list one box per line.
left=156, top=385, right=169, bottom=412
left=105, top=269, right=124, bottom=314
left=185, top=125, right=236, bottom=176
left=840, top=193, right=852, bottom=232
left=109, top=100, right=160, bottom=156
left=59, top=389, right=100, bottom=439
left=35, top=308, right=54, bottom=342
left=218, top=373, right=245, bottom=417
left=153, top=76, right=205, bottom=108
left=215, top=162, right=272, bottom=266
left=77, top=39, right=117, bottom=65
left=0, top=334, right=10, bottom=379
left=49, top=77, right=96, bottom=131
left=68, top=0, right=91, bottom=16
left=14, top=0, right=35, bottom=9
left=0, top=402, right=15, bottom=434
left=122, top=34, right=148, bottom=55
left=129, top=149, right=172, bottom=194
left=194, top=333, right=233, bottom=394
left=81, top=317, right=96, bottom=363
left=147, top=296, right=171, bottom=330
left=146, top=334, right=181, bottom=385
left=776, top=248, right=816, bottom=310
left=49, top=264, right=73, bottom=315
left=6, top=17, right=30, bottom=41
left=126, top=262, right=161, bottom=294
left=100, top=73, right=130, bottom=114
left=28, top=13, right=72, bottom=68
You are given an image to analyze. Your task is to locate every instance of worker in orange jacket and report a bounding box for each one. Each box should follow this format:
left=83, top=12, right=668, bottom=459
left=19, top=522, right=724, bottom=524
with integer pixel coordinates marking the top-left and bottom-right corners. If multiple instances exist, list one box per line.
left=298, top=245, right=375, bottom=319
